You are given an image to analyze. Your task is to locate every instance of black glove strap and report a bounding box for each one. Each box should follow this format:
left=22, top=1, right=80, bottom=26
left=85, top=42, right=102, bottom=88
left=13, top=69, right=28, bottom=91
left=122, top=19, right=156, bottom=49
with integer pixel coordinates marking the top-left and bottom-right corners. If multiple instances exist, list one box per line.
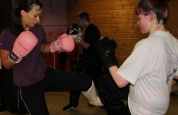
left=8, top=51, right=22, bottom=63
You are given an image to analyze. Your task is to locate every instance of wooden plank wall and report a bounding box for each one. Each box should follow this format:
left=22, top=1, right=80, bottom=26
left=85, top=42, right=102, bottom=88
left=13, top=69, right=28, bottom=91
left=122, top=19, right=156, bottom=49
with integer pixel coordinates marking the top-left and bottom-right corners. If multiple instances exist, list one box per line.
left=67, top=0, right=178, bottom=65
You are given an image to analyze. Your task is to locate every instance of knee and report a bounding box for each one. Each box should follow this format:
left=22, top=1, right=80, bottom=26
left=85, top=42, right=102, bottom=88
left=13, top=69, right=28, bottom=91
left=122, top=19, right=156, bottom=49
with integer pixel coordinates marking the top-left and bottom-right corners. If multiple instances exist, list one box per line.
left=81, top=74, right=92, bottom=91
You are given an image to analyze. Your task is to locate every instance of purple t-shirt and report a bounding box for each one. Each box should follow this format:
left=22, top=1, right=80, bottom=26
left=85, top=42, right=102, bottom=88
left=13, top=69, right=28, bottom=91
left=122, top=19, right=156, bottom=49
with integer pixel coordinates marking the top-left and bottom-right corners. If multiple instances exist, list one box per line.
left=0, top=24, right=47, bottom=86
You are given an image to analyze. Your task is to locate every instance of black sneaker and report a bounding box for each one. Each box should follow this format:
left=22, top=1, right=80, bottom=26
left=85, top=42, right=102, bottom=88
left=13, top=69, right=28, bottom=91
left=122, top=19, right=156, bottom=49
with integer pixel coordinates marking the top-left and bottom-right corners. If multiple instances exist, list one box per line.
left=63, top=104, right=77, bottom=112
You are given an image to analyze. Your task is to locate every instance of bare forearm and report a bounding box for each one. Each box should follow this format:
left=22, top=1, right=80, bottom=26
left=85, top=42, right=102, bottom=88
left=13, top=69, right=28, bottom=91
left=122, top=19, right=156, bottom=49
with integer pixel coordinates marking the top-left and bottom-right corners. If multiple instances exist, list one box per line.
left=2, top=58, right=15, bottom=69
left=41, top=43, right=51, bottom=53
left=0, top=49, right=15, bottom=69
left=109, top=66, right=129, bottom=88
left=78, top=40, right=89, bottom=49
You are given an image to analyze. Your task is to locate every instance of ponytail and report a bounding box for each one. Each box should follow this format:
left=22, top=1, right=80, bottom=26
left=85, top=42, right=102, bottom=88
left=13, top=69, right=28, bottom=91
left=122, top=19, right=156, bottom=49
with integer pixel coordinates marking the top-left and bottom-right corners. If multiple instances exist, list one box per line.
left=11, top=7, right=24, bottom=36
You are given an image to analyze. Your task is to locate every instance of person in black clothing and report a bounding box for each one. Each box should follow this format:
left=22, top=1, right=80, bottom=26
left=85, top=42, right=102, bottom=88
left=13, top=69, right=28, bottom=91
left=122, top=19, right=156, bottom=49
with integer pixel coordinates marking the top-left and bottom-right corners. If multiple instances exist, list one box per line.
left=0, top=0, right=103, bottom=114
left=63, top=11, right=103, bottom=111
left=0, top=65, right=6, bottom=114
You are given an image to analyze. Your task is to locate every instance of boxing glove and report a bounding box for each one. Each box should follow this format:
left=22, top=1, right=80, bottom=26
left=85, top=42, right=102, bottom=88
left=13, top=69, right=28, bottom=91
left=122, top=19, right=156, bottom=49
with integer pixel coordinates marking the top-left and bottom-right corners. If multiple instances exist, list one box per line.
left=50, top=33, right=75, bottom=53
left=71, top=23, right=83, bottom=37
left=76, top=27, right=83, bottom=43
left=8, top=31, right=38, bottom=63
left=67, top=23, right=83, bottom=43
left=95, top=37, right=118, bottom=70
left=66, top=28, right=80, bottom=43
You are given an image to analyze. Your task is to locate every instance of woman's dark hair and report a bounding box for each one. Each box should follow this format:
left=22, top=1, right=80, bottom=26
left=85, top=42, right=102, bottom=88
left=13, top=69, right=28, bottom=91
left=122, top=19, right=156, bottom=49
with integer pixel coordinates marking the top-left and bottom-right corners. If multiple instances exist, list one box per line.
left=135, top=0, right=169, bottom=24
left=76, top=11, right=90, bottom=22
left=12, top=0, right=43, bottom=35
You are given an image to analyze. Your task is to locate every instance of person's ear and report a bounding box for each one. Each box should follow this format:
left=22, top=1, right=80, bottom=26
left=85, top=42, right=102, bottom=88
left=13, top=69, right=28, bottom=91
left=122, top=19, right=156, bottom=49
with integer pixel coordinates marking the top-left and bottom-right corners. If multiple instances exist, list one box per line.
left=20, top=10, right=26, bottom=16
left=148, top=12, right=155, bottom=22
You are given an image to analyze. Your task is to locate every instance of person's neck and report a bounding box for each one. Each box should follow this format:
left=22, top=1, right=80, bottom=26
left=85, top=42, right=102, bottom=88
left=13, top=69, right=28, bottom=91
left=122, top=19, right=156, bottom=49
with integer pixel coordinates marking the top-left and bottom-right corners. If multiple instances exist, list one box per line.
left=85, top=22, right=90, bottom=28
left=22, top=23, right=31, bottom=31
left=23, top=26, right=31, bottom=31
left=149, top=23, right=166, bottom=34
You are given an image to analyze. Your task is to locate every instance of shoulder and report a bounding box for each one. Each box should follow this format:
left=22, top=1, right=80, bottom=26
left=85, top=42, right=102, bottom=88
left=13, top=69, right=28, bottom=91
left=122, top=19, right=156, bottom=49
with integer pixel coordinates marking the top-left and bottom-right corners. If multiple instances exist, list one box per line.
left=0, top=28, right=12, bottom=35
left=135, top=33, right=165, bottom=54
left=136, top=32, right=160, bottom=47
left=88, top=24, right=98, bottom=28
left=0, top=28, right=15, bottom=39
left=30, top=24, right=45, bottom=35
left=36, top=24, right=44, bottom=29
left=87, top=24, right=100, bottom=32
left=30, top=24, right=47, bottom=42
left=0, top=28, right=15, bottom=50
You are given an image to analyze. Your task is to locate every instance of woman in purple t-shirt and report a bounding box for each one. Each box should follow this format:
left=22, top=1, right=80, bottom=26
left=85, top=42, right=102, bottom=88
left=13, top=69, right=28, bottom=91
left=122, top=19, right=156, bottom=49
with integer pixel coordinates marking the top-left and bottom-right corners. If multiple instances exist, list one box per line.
left=0, top=0, right=102, bottom=114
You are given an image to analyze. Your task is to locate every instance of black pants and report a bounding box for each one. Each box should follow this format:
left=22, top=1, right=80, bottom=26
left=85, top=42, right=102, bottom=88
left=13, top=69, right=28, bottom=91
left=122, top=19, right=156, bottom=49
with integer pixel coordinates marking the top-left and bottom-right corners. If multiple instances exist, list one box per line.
left=0, top=69, right=6, bottom=112
left=1, top=66, right=28, bottom=114
left=83, top=66, right=102, bottom=89
left=65, top=65, right=101, bottom=107
left=19, top=66, right=92, bottom=115
left=97, top=73, right=130, bottom=115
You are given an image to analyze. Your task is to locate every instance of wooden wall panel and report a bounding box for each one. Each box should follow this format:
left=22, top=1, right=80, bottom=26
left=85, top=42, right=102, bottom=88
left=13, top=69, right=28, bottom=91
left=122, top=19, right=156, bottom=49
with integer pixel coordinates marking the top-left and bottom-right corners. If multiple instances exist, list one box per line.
left=67, top=0, right=178, bottom=65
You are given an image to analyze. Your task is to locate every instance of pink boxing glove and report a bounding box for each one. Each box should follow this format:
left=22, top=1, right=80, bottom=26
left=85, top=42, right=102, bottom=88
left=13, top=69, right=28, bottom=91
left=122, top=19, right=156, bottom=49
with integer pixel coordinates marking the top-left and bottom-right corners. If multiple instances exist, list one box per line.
left=50, top=33, right=75, bottom=53
left=8, top=31, right=38, bottom=63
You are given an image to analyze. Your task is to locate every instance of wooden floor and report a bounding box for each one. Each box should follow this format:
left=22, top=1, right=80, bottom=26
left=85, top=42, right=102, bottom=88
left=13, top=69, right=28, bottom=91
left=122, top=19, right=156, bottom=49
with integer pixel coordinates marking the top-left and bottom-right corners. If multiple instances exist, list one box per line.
left=4, top=92, right=178, bottom=115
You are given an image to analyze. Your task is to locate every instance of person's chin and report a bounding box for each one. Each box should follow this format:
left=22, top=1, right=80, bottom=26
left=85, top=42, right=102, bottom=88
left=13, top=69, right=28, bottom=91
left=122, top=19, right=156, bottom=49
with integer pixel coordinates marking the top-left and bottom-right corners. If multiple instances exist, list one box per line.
left=31, top=24, right=37, bottom=27
left=140, top=30, right=146, bottom=34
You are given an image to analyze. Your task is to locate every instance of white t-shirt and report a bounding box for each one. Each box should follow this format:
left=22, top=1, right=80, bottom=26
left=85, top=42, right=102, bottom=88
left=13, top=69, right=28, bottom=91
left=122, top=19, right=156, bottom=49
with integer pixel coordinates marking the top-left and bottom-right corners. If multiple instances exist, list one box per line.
left=117, top=31, right=178, bottom=115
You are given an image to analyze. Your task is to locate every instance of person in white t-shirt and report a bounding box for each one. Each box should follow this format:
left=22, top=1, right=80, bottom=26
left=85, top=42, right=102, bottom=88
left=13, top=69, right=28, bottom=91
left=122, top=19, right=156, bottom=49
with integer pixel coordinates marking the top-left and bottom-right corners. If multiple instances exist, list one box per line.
left=95, top=0, right=178, bottom=115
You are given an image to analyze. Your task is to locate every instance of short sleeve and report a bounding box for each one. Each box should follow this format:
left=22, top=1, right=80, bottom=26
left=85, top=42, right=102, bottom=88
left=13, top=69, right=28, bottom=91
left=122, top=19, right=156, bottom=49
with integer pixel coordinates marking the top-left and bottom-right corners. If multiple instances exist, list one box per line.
left=0, top=29, right=14, bottom=51
left=117, top=42, right=150, bottom=85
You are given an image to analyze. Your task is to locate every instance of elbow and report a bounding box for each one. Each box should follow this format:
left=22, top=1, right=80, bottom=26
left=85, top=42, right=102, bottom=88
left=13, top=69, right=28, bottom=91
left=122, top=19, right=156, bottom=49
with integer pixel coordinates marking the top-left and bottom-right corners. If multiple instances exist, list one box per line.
left=116, top=81, right=129, bottom=88
left=1, top=63, right=13, bottom=70
left=3, top=65, right=12, bottom=70
left=117, top=83, right=126, bottom=88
